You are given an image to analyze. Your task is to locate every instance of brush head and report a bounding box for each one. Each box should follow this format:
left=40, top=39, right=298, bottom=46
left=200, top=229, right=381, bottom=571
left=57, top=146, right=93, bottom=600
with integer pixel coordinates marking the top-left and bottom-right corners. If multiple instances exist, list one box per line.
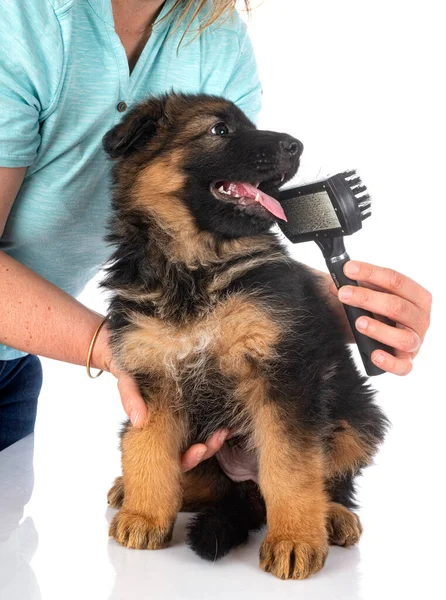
left=276, top=170, right=372, bottom=244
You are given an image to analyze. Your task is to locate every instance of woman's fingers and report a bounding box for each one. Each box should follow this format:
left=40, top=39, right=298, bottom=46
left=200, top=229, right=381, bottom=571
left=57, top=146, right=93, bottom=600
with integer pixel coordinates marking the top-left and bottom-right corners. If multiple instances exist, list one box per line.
left=181, top=429, right=230, bottom=472
left=117, top=371, right=148, bottom=427
left=117, top=373, right=230, bottom=469
left=115, top=363, right=231, bottom=467
left=338, top=285, right=426, bottom=338
left=370, top=349, right=413, bottom=376
left=355, top=316, right=420, bottom=353
left=343, top=261, right=432, bottom=313
left=328, top=261, right=432, bottom=375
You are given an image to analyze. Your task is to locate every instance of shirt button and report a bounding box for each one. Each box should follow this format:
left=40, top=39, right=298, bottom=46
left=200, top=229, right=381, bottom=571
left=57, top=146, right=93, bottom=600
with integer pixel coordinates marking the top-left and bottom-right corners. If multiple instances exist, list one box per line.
left=117, top=101, right=127, bottom=112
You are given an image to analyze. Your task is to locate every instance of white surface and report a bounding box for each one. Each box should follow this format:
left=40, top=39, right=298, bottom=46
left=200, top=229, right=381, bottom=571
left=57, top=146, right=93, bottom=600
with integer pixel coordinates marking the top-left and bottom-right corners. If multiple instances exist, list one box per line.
left=1, top=0, right=445, bottom=598
left=0, top=364, right=445, bottom=600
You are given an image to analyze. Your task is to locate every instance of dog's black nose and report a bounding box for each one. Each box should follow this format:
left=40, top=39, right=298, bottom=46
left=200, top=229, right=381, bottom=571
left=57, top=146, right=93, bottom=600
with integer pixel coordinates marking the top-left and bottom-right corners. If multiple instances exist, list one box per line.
left=280, top=136, right=304, bottom=157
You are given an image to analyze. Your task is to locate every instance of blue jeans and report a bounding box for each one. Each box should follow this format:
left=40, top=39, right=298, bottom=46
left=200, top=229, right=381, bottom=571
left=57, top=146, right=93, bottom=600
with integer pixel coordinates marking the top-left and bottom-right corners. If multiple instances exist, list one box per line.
left=0, top=355, right=42, bottom=452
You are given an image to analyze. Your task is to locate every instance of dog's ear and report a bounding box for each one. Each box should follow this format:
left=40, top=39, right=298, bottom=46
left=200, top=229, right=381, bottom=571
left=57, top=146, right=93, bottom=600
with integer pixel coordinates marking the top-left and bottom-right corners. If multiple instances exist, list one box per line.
left=102, top=97, right=167, bottom=159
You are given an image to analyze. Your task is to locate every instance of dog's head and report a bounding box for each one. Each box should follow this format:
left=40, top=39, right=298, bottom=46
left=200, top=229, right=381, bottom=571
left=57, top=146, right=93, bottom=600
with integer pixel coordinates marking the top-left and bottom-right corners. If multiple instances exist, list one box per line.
left=103, top=93, right=303, bottom=238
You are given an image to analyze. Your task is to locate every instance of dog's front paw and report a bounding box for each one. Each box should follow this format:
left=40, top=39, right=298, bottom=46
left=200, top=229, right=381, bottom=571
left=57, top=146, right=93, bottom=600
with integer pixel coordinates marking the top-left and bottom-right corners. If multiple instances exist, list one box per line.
left=259, top=536, right=328, bottom=580
left=327, top=502, right=362, bottom=547
left=109, top=509, right=174, bottom=550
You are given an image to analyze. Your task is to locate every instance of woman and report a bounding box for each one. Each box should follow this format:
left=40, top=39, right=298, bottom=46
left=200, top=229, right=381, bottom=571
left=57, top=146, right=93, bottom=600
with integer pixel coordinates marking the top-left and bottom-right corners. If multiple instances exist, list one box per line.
left=0, top=0, right=431, bottom=466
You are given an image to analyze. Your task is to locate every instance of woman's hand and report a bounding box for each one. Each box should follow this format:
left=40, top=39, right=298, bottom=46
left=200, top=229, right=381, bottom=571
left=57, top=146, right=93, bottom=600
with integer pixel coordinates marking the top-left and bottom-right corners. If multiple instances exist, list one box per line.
left=180, top=430, right=231, bottom=471
left=107, top=355, right=231, bottom=469
left=329, top=261, right=432, bottom=376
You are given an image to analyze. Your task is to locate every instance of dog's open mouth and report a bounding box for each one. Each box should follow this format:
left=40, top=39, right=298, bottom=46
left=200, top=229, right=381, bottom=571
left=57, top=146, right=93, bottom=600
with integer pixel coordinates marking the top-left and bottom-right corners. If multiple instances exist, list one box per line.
left=210, top=181, right=288, bottom=222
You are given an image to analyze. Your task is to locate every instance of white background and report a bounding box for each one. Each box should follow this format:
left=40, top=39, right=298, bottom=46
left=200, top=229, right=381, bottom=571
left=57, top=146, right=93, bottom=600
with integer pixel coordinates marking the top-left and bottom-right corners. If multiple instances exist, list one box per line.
left=4, top=1, right=445, bottom=599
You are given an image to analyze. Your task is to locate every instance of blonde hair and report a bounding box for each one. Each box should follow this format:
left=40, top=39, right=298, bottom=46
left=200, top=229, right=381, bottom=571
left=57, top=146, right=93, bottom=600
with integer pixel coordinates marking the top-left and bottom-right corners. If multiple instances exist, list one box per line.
left=165, top=1, right=251, bottom=45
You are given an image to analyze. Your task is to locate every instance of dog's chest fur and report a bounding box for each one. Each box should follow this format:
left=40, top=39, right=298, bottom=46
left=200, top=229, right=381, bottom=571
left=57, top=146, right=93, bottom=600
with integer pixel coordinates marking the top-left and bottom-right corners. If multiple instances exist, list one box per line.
left=110, top=290, right=281, bottom=440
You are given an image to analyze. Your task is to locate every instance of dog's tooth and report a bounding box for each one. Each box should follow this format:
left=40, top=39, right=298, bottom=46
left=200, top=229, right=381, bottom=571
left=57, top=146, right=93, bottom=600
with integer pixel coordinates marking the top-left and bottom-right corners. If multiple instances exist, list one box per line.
left=218, top=185, right=224, bottom=193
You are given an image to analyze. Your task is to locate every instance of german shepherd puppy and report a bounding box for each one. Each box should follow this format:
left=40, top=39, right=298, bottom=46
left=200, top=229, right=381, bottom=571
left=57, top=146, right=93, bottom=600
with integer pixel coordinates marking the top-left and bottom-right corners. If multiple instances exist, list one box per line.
left=102, top=93, right=388, bottom=580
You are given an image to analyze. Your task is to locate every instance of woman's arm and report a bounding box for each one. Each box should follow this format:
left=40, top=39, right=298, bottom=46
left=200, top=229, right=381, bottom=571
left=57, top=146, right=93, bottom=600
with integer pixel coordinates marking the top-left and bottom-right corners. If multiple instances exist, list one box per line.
left=0, top=252, right=228, bottom=460
left=1, top=167, right=104, bottom=368
left=0, top=234, right=153, bottom=424
left=1, top=248, right=107, bottom=368
left=0, top=166, right=146, bottom=424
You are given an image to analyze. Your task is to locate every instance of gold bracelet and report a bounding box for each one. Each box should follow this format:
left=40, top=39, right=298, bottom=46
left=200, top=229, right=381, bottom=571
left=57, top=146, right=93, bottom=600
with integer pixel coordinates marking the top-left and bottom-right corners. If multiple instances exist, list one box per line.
left=86, top=316, right=108, bottom=379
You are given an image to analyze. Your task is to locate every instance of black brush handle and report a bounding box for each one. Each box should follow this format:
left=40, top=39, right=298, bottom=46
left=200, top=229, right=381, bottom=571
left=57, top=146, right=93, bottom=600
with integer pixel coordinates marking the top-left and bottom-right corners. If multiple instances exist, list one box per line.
left=327, top=255, right=392, bottom=376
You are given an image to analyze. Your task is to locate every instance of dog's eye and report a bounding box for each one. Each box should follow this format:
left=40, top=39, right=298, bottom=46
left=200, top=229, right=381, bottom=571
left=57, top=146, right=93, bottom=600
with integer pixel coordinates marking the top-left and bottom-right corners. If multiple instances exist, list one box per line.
left=210, top=122, right=229, bottom=136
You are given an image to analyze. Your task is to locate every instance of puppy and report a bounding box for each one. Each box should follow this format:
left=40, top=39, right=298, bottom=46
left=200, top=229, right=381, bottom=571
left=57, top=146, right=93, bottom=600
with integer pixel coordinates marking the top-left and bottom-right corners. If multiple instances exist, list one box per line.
left=102, top=93, right=388, bottom=580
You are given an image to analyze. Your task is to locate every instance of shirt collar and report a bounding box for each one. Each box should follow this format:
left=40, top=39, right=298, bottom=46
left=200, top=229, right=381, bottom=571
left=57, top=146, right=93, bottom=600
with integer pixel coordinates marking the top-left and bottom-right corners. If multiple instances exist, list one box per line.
left=86, top=0, right=177, bottom=30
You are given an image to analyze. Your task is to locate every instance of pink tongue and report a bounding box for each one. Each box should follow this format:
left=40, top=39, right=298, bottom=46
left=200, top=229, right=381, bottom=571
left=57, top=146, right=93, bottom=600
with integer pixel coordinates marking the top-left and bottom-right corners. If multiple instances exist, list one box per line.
left=228, top=182, right=287, bottom=222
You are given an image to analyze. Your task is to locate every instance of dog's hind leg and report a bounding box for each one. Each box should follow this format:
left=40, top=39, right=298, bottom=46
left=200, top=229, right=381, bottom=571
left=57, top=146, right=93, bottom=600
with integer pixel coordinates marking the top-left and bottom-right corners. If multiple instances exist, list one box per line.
left=324, top=416, right=386, bottom=547
left=181, top=458, right=232, bottom=512
left=107, top=476, right=124, bottom=509
left=326, top=499, right=363, bottom=547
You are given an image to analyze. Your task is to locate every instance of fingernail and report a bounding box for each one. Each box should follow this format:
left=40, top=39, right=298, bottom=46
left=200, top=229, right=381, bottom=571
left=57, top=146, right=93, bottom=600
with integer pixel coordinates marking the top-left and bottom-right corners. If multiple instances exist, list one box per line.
left=339, top=287, right=353, bottom=300
left=217, top=431, right=228, bottom=445
left=130, top=410, right=140, bottom=426
left=374, top=353, right=385, bottom=365
left=345, top=261, right=360, bottom=276
left=356, top=317, right=368, bottom=330
left=409, top=335, right=421, bottom=353
left=196, top=448, right=207, bottom=462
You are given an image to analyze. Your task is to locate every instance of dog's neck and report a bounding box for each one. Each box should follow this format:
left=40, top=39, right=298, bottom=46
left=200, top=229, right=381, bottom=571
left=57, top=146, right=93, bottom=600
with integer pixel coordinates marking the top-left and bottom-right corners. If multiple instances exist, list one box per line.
left=159, top=219, right=280, bottom=269
left=104, top=209, right=287, bottom=321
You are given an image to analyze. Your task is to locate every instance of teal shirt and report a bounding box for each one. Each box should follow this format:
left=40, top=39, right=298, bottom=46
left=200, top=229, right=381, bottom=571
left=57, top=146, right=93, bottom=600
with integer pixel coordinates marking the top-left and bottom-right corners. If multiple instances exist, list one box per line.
left=0, top=0, right=262, bottom=360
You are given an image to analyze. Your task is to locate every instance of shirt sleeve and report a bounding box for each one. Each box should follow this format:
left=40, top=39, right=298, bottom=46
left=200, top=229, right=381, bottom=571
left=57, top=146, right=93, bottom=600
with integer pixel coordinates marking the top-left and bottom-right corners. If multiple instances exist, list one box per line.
left=221, top=21, right=263, bottom=126
left=0, top=0, right=63, bottom=168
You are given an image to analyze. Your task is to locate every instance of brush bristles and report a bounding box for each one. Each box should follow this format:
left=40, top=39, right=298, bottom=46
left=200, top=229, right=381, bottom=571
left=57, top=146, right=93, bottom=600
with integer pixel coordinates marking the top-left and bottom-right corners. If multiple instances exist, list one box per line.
left=352, top=185, right=367, bottom=195
left=341, top=170, right=372, bottom=221
left=358, top=198, right=371, bottom=209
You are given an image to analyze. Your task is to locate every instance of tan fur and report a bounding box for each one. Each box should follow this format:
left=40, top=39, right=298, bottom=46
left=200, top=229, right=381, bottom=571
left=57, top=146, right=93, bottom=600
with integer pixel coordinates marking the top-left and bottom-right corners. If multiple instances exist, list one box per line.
left=134, top=152, right=187, bottom=218
left=170, top=113, right=227, bottom=144
left=207, top=251, right=288, bottom=294
left=116, top=294, right=281, bottom=382
left=107, top=465, right=229, bottom=513
left=109, top=400, right=187, bottom=550
left=327, top=502, right=363, bottom=547
left=249, top=401, right=329, bottom=580
left=181, top=465, right=231, bottom=512
left=211, top=296, right=281, bottom=378
left=326, top=419, right=374, bottom=478
left=108, top=476, right=124, bottom=509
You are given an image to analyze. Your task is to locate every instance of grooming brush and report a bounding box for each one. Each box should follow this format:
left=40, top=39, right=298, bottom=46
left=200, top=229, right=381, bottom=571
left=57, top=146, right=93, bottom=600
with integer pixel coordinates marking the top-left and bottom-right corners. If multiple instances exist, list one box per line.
left=277, top=170, right=391, bottom=376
